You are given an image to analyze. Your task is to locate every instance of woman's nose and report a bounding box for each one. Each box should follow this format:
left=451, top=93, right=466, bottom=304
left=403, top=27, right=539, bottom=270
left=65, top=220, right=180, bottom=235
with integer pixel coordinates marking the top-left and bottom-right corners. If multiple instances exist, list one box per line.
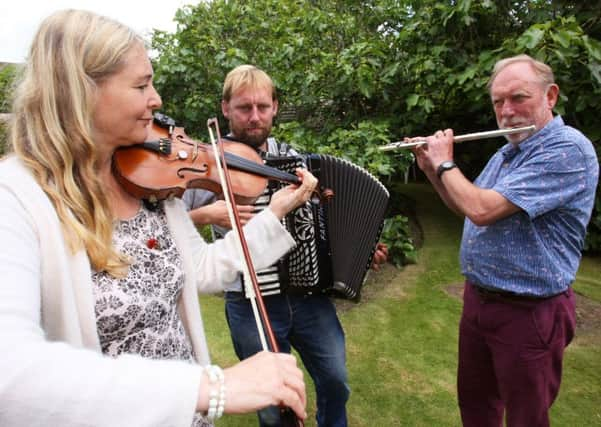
left=149, top=85, right=162, bottom=109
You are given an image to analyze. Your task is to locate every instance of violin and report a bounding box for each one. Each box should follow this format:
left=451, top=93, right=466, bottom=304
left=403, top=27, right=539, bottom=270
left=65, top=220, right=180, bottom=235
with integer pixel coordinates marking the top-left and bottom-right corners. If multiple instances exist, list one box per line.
left=112, top=113, right=317, bottom=204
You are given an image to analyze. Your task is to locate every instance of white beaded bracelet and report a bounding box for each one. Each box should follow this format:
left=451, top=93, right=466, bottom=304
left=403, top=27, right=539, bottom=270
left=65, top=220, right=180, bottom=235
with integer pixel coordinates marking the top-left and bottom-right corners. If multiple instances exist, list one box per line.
left=205, top=365, right=226, bottom=421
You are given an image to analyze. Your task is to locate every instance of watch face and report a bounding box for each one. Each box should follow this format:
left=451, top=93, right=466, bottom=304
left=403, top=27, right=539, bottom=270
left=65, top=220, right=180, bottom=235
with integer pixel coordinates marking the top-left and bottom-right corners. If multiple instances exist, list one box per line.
left=437, top=160, right=456, bottom=178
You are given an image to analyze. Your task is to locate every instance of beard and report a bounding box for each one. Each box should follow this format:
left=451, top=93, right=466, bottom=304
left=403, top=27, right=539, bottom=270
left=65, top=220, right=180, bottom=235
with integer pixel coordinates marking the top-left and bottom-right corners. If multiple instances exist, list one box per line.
left=504, top=131, right=532, bottom=144
left=499, top=116, right=535, bottom=144
left=229, top=123, right=272, bottom=149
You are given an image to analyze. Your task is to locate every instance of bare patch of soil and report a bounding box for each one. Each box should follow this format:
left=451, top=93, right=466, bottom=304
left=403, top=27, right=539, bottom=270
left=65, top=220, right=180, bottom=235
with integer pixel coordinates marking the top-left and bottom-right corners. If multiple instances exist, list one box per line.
left=573, top=293, right=601, bottom=335
left=444, top=283, right=464, bottom=300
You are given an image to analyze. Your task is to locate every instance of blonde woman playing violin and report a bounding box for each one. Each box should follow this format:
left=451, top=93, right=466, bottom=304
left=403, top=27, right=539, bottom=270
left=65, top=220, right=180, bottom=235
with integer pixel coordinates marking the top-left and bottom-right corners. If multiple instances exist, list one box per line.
left=0, top=9, right=316, bottom=427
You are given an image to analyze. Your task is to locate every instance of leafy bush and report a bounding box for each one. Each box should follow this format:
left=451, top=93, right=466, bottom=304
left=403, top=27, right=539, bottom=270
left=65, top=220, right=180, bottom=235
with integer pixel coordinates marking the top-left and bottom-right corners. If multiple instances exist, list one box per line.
left=0, top=64, right=19, bottom=113
left=151, top=0, right=601, bottom=251
left=0, top=121, right=7, bottom=156
left=1, top=64, right=19, bottom=157
left=380, top=214, right=416, bottom=268
left=584, top=145, right=601, bottom=252
left=584, top=195, right=601, bottom=252
left=273, top=119, right=413, bottom=180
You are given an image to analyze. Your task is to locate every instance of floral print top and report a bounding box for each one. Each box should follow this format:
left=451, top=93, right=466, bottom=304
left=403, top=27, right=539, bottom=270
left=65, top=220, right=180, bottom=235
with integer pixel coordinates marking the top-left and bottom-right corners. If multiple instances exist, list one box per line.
left=92, top=203, right=212, bottom=426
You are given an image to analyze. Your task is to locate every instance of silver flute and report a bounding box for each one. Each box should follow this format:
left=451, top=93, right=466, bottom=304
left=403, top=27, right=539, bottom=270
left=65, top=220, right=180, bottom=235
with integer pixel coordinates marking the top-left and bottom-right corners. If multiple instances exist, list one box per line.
left=378, top=125, right=536, bottom=151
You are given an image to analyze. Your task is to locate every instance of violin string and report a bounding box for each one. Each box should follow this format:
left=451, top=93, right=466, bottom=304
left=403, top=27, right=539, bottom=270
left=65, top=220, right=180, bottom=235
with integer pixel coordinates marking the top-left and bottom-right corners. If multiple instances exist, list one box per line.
left=224, top=152, right=301, bottom=184
left=176, top=136, right=299, bottom=183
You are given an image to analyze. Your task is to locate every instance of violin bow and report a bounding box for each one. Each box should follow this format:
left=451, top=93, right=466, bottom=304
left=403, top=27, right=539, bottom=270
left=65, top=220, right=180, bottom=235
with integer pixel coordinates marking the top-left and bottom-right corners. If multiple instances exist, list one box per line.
left=207, top=118, right=304, bottom=427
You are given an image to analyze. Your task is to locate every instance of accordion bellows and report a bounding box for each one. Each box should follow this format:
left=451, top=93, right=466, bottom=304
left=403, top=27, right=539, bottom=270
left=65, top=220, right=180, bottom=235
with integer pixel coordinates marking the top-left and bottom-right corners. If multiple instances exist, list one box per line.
left=265, top=153, right=390, bottom=301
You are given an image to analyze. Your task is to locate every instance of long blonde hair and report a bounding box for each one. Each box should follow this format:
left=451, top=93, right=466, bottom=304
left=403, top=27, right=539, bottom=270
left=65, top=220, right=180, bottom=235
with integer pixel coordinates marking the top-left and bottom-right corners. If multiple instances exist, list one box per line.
left=10, top=9, right=144, bottom=276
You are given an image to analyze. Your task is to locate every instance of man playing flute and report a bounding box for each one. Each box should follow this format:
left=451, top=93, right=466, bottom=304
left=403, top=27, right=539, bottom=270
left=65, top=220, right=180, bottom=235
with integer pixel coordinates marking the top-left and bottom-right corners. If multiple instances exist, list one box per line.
left=411, top=54, right=598, bottom=427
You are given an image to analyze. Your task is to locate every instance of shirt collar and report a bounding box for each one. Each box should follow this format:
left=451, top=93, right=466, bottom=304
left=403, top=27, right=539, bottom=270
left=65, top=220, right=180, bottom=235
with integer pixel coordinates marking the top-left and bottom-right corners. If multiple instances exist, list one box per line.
left=501, top=143, right=520, bottom=161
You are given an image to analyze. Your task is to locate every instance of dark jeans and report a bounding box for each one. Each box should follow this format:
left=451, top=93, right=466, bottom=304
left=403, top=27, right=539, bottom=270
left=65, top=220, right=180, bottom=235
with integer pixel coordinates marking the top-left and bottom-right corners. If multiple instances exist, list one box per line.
left=224, top=291, right=349, bottom=427
left=458, top=282, right=576, bottom=427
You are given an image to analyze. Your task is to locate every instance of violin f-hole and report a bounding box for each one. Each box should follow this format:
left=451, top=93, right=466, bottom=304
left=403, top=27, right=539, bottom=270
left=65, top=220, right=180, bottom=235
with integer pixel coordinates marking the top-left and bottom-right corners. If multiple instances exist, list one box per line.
left=177, top=166, right=209, bottom=177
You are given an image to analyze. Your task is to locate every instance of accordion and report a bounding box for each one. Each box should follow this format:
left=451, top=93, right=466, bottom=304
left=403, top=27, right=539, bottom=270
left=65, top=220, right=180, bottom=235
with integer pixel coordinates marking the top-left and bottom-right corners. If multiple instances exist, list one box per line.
left=255, top=153, right=389, bottom=301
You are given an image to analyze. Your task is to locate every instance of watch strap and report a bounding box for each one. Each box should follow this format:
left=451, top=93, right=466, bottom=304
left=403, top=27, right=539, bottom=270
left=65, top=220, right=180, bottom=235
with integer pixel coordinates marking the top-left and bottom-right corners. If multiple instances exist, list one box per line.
left=436, top=161, right=457, bottom=179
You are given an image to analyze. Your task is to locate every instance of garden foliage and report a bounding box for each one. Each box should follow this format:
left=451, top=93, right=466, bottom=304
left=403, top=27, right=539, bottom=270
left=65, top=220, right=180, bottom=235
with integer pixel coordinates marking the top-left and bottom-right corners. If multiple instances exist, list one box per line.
left=2, top=2, right=599, bottom=256
left=150, top=0, right=601, bottom=255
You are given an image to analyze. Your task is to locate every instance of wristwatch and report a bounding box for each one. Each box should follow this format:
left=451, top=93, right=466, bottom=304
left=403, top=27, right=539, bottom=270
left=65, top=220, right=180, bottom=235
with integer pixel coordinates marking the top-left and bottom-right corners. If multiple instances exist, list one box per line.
left=436, top=160, right=457, bottom=179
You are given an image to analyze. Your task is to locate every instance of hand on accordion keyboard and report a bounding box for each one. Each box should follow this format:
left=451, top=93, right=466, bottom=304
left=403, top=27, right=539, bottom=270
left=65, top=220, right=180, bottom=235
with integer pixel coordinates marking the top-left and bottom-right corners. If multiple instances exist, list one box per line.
left=370, top=242, right=388, bottom=271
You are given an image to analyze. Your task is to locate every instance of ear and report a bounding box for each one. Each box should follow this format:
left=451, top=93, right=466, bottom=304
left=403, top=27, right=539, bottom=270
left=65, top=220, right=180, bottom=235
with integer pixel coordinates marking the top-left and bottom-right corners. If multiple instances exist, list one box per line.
left=272, top=99, right=279, bottom=117
left=221, top=100, right=230, bottom=119
left=546, top=84, right=559, bottom=110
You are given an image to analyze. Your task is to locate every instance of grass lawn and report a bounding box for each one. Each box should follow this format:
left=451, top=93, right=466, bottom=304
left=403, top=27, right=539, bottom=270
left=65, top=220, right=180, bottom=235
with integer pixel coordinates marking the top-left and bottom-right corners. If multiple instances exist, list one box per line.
left=199, top=183, right=601, bottom=426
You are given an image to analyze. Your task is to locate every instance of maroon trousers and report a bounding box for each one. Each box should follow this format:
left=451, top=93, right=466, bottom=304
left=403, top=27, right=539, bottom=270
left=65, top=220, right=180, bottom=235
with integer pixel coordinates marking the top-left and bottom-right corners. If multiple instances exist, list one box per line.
left=457, top=282, right=576, bottom=427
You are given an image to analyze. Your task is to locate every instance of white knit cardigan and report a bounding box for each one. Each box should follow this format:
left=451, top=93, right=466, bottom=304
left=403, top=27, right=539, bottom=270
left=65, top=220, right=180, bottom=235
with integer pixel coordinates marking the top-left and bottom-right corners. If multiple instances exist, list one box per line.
left=0, top=156, right=295, bottom=426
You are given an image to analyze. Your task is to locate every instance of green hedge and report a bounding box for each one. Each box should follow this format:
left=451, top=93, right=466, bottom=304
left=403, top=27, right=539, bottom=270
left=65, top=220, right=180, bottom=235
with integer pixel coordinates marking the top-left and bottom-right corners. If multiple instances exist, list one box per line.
left=0, top=121, right=7, bottom=156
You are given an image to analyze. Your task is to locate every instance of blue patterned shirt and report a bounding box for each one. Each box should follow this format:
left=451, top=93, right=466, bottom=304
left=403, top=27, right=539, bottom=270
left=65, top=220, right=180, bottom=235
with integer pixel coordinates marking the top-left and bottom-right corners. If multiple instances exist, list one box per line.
left=460, top=116, right=599, bottom=296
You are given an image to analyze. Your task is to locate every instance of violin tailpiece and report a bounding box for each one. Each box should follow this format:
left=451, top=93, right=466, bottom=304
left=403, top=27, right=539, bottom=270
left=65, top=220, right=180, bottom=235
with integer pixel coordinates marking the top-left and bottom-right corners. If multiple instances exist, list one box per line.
left=141, top=138, right=172, bottom=155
